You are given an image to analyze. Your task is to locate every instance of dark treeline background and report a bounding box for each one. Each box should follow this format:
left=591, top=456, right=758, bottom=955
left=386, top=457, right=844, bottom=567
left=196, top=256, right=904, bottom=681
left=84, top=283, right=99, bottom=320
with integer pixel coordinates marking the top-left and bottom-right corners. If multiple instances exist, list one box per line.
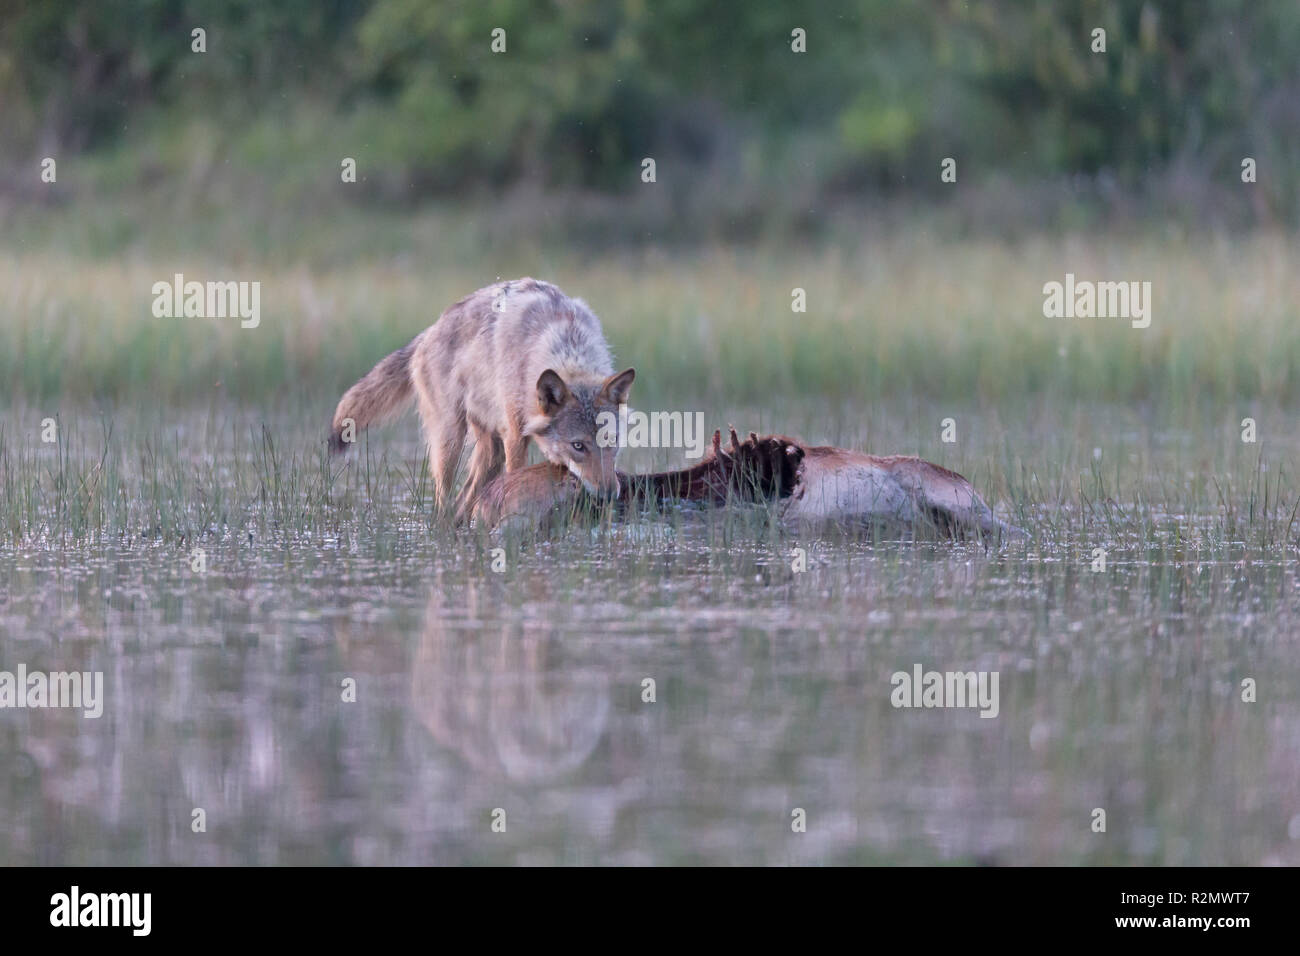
left=3, top=0, right=1298, bottom=232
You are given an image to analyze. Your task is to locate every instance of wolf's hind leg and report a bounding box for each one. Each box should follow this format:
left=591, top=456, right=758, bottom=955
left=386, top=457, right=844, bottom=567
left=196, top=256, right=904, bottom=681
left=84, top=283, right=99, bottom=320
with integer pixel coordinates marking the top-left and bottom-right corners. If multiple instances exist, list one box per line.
left=426, top=421, right=467, bottom=517
left=412, top=372, right=467, bottom=517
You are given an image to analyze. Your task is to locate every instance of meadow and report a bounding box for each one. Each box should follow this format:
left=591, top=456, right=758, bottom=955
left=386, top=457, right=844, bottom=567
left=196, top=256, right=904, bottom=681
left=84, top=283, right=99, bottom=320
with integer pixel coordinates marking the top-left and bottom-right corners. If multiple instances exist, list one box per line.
left=2, top=195, right=1299, bottom=864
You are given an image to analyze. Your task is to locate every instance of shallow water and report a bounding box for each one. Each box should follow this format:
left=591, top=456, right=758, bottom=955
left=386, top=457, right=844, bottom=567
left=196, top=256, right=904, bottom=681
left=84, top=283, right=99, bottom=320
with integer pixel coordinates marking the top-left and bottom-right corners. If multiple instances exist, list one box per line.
left=1, top=403, right=1298, bottom=864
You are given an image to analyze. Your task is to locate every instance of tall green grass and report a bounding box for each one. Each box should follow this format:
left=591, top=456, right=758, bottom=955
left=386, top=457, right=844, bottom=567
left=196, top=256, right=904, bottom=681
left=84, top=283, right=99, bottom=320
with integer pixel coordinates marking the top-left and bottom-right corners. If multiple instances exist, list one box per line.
left=4, top=193, right=1298, bottom=552
left=3, top=398, right=1297, bottom=561
left=2, top=204, right=1297, bottom=410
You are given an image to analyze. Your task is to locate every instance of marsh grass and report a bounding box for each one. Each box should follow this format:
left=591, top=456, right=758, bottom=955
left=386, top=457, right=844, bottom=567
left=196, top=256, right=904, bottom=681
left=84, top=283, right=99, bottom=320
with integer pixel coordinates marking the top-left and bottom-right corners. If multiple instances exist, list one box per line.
left=3, top=396, right=1297, bottom=561
left=3, top=196, right=1299, bottom=409
left=4, top=200, right=1300, bottom=864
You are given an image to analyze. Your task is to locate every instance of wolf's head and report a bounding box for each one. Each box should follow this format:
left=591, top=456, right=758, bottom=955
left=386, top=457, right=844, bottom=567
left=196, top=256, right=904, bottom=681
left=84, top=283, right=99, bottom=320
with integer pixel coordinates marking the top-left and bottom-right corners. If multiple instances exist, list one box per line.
left=524, top=367, right=635, bottom=495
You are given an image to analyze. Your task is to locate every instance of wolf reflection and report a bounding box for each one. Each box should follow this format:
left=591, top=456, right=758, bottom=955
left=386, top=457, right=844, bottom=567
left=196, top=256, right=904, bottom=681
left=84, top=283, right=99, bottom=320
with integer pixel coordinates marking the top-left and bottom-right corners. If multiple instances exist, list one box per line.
left=411, top=586, right=612, bottom=782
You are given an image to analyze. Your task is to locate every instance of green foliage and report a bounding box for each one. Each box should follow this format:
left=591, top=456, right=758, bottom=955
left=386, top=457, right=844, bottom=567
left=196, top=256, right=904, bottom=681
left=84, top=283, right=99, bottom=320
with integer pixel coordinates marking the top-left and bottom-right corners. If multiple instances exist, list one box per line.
left=2, top=0, right=1296, bottom=204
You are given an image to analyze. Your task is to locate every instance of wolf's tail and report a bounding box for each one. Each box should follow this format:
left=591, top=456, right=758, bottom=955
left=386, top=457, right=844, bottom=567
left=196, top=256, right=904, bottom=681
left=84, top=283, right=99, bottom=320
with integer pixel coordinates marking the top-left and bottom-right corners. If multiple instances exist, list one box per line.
left=329, top=336, right=420, bottom=453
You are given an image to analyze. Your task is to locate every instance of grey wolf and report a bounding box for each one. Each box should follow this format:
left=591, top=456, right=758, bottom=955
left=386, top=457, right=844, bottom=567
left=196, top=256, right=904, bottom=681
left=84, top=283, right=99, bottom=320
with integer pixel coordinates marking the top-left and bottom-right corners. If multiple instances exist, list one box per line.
left=329, top=278, right=634, bottom=520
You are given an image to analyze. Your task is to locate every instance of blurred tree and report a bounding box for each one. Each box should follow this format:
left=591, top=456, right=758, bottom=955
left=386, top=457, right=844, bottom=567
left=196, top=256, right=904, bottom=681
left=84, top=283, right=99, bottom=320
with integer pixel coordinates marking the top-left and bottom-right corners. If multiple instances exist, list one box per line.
left=0, top=0, right=1295, bottom=207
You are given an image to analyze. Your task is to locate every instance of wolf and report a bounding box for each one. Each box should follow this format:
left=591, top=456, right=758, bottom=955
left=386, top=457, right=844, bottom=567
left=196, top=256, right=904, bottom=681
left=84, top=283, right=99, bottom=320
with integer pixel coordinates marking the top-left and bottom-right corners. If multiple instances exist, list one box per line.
left=329, top=278, right=635, bottom=520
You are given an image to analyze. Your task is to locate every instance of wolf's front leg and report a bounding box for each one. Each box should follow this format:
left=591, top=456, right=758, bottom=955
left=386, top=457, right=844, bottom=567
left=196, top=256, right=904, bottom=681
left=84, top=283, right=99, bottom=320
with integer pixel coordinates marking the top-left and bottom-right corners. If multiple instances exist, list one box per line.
left=452, top=427, right=506, bottom=525
left=503, top=426, right=530, bottom=471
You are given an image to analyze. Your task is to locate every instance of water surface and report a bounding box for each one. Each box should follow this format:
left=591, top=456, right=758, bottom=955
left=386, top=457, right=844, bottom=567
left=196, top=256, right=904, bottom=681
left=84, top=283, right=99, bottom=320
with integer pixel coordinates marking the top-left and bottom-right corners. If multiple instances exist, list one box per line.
left=1, top=402, right=1297, bottom=865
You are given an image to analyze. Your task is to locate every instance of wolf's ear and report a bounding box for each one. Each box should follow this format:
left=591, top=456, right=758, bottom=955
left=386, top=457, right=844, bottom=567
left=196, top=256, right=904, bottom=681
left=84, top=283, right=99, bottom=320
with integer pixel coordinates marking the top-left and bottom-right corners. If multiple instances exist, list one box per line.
left=599, top=367, right=635, bottom=406
left=536, top=369, right=569, bottom=415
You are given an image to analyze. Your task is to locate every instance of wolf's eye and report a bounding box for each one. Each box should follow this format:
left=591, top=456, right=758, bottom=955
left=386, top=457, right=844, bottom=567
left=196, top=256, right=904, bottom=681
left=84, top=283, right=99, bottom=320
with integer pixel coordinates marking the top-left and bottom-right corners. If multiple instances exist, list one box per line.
left=571, top=441, right=586, bottom=453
